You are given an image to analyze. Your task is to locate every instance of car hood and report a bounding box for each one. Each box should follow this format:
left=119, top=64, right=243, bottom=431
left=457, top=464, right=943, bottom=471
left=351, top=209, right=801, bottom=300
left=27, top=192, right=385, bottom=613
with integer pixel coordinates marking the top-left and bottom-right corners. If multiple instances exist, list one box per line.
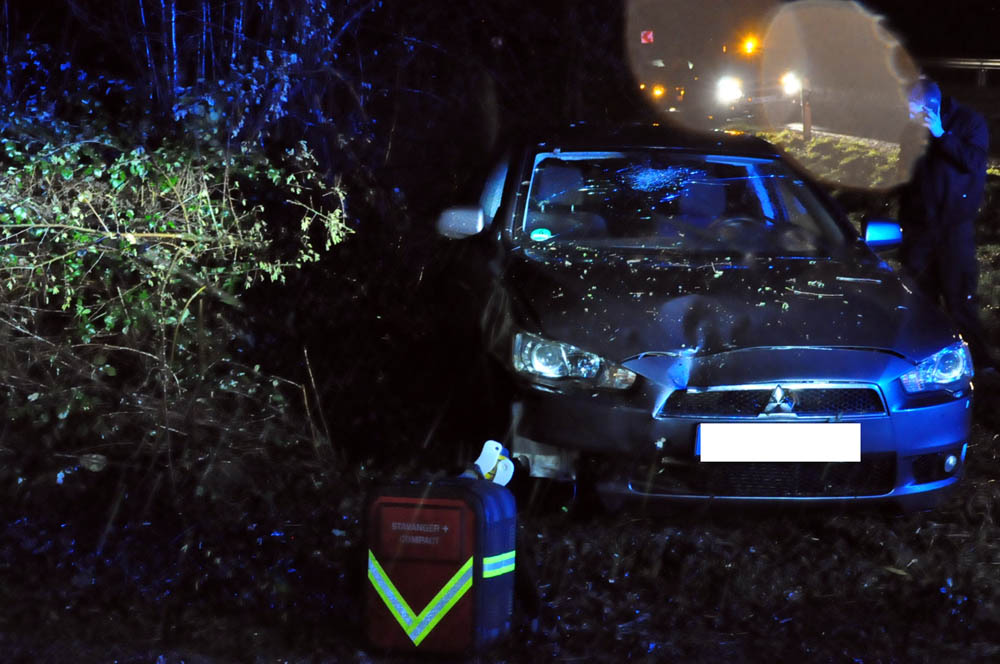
left=503, top=246, right=959, bottom=363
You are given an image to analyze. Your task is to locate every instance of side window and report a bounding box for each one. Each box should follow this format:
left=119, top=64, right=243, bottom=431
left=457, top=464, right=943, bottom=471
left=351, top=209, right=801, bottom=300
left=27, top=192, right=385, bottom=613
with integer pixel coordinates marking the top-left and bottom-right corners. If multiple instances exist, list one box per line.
left=772, top=176, right=823, bottom=236
left=479, top=157, right=509, bottom=224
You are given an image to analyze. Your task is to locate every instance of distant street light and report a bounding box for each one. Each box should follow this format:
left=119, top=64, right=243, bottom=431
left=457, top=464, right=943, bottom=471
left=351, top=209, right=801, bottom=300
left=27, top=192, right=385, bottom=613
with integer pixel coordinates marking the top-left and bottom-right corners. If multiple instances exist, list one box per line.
left=716, top=76, right=743, bottom=104
left=781, top=72, right=802, bottom=96
left=742, top=36, right=759, bottom=56
left=782, top=71, right=811, bottom=141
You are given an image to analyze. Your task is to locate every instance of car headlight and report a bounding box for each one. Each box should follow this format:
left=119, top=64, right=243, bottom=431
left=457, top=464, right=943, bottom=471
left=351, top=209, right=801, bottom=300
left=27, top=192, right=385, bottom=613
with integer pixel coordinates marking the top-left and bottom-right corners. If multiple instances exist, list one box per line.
left=716, top=76, right=743, bottom=104
left=900, top=342, right=973, bottom=393
left=512, top=332, right=636, bottom=390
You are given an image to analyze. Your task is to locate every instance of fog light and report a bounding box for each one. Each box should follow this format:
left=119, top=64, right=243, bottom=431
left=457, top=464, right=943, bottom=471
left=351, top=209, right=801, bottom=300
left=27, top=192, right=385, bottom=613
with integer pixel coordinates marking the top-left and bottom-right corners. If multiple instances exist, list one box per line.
left=912, top=449, right=963, bottom=484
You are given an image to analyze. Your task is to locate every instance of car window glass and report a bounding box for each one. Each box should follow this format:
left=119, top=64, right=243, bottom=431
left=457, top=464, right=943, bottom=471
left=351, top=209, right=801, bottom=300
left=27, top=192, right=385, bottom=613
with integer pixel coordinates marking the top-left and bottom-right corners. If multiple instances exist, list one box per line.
left=521, top=150, right=845, bottom=256
left=770, top=174, right=831, bottom=236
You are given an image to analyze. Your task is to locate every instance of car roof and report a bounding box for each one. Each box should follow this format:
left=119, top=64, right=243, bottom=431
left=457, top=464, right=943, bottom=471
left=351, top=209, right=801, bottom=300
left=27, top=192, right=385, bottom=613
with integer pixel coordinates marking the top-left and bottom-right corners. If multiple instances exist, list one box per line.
left=524, top=122, right=784, bottom=159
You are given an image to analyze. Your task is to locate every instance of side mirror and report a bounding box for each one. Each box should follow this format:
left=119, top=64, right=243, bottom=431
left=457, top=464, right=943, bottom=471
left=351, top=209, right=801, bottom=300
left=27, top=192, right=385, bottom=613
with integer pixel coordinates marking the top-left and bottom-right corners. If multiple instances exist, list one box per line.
left=436, top=206, right=485, bottom=239
left=863, top=218, right=902, bottom=251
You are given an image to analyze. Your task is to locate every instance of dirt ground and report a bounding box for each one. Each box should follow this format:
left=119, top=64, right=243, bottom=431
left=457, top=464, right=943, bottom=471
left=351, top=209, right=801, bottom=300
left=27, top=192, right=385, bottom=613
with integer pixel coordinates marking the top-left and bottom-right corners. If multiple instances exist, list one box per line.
left=3, top=133, right=1000, bottom=663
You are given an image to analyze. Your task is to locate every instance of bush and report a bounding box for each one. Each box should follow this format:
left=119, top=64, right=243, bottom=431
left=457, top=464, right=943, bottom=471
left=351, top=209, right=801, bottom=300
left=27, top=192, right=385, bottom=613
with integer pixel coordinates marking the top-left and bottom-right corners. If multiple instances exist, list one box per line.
left=0, top=131, right=348, bottom=516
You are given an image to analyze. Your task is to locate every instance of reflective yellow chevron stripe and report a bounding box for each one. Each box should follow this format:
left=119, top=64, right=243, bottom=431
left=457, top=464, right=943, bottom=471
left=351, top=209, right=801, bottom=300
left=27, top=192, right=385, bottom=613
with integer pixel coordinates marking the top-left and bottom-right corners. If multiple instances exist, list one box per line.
left=408, top=557, right=473, bottom=645
left=368, top=550, right=474, bottom=646
left=367, top=550, right=417, bottom=632
left=482, top=550, right=516, bottom=578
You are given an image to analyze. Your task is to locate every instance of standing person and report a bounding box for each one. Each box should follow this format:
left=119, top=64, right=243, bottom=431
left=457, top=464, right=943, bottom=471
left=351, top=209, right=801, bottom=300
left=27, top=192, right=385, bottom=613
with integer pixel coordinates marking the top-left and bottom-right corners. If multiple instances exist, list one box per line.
left=898, top=78, right=994, bottom=370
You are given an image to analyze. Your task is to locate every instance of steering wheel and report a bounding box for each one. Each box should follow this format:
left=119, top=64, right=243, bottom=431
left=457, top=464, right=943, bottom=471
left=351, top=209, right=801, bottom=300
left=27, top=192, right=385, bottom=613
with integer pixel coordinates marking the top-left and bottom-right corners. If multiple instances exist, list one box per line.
left=773, top=223, right=818, bottom=252
left=707, top=215, right=762, bottom=241
left=708, top=215, right=760, bottom=232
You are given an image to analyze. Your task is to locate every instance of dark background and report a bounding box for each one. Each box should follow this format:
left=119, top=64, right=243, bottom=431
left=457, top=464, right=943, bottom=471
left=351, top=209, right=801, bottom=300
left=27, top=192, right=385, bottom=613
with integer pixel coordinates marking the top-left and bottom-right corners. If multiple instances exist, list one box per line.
left=3, top=1, right=1000, bottom=661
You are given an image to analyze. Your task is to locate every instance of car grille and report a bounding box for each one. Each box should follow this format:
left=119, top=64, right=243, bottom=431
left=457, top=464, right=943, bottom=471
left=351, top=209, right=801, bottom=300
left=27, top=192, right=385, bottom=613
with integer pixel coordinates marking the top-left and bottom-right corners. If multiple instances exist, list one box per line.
left=631, top=454, right=896, bottom=498
left=661, top=386, right=885, bottom=418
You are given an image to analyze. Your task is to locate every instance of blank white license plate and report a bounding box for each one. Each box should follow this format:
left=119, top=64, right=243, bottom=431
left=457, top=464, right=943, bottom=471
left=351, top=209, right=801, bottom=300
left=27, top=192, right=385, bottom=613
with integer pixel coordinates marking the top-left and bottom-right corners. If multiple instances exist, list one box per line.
left=698, top=423, right=861, bottom=463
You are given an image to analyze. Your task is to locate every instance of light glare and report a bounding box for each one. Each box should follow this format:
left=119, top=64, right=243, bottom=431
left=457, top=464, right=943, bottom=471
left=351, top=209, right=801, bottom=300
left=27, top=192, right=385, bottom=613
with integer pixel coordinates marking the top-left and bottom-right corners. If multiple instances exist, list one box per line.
left=781, top=71, right=802, bottom=96
left=716, top=76, right=743, bottom=104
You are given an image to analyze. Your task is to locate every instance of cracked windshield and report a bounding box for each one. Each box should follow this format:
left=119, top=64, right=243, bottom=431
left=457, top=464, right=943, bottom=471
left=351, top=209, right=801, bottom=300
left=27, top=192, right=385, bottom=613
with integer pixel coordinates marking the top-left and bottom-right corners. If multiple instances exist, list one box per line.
left=524, top=152, right=842, bottom=254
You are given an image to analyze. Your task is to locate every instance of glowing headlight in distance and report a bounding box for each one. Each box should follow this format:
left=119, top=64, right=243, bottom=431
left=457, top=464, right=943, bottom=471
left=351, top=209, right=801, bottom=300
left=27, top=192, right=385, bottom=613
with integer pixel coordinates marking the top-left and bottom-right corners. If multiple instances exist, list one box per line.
left=900, top=342, right=973, bottom=393
left=716, top=76, right=743, bottom=104
left=781, top=71, right=802, bottom=96
left=512, top=332, right=636, bottom=390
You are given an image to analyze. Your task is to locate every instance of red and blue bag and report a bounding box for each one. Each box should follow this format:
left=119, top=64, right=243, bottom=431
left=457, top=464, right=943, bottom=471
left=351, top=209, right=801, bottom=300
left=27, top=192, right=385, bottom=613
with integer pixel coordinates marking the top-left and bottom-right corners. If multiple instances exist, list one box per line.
left=365, top=476, right=517, bottom=654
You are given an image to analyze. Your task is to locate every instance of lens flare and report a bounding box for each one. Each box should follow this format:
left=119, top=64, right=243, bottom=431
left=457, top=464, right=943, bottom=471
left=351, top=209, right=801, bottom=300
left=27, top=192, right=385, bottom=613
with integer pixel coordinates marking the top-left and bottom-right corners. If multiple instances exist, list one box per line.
left=626, top=0, right=921, bottom=190
left=759, top=0, right=920, bottom=188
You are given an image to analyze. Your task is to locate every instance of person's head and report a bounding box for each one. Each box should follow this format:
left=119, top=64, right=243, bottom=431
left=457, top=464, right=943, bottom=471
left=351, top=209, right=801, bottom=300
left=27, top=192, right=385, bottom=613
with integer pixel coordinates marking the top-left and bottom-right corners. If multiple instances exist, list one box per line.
left=908, top=79, right=941, bottom=119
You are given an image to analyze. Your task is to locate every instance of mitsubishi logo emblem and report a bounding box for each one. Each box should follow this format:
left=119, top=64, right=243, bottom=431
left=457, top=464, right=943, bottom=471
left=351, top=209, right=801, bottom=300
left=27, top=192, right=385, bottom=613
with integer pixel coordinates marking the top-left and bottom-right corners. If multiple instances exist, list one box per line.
left=763, top=385, right=796, bottom=414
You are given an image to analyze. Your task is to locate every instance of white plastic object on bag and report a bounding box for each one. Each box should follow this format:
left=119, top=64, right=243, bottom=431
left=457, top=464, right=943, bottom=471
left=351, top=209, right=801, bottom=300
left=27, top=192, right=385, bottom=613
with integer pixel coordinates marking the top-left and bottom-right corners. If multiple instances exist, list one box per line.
left=491, top=457, right=514, bottom=487
left=473, top=440, right=503, bottom=478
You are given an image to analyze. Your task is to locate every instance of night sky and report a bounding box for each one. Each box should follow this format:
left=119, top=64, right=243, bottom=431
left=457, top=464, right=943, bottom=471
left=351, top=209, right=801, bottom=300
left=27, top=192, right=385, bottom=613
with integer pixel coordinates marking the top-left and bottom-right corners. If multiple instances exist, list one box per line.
left=864, top=0, right=1000, bottom=58
left=9, top=1, right=1000, bottom=68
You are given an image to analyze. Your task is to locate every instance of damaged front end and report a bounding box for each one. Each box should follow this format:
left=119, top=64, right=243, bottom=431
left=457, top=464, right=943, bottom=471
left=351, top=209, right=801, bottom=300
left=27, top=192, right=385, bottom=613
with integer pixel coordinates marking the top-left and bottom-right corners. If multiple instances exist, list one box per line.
left=506, top=341, right=970, bottom=511
left=444, top=129, right=971, bottom=511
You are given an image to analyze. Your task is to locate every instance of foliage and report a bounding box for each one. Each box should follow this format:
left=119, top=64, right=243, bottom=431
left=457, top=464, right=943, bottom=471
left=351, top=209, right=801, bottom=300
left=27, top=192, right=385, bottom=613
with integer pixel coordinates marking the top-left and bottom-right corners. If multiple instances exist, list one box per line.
left=2, top=1, right=381, bottom=143
left=0, top=128, right=348, bottom=510
left=2, top=0, right=640, bottom=206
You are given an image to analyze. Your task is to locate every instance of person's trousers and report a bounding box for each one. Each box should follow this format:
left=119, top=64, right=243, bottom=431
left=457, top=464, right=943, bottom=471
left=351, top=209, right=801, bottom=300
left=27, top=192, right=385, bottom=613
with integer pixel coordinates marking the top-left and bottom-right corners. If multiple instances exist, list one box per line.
left=903, top=222, right=992, bottom=368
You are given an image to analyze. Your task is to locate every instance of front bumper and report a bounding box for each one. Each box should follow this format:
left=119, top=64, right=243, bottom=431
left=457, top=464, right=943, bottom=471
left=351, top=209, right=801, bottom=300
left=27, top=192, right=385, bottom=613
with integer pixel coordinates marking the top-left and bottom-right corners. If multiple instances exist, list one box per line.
left=510, top=366, right=972, bottom=510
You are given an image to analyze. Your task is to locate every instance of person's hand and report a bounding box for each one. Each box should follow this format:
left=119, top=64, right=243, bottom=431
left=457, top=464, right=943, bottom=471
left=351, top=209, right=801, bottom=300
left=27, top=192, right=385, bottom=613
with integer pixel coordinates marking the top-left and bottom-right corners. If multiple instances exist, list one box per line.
left=921, top=105, right=945, bottom=138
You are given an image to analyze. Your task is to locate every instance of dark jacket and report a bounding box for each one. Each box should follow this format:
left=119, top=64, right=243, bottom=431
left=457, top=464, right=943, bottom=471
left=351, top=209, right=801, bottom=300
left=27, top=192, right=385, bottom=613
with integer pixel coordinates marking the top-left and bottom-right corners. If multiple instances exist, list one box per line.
left=901, top=97, right=989, bottom=234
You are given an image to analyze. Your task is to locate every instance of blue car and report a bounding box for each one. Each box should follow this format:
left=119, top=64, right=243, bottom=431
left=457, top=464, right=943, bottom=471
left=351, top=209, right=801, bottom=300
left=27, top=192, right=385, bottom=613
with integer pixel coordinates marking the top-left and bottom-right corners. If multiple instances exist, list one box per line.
left=437, top=124, right=973, bottom=512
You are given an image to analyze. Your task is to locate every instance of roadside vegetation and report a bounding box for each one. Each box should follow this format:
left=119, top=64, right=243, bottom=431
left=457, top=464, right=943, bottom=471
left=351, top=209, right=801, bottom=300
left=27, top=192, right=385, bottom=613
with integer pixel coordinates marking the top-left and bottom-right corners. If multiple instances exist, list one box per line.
left=762, top=128, right=903, bottom=189
left=0, top=128, right=346, bottom=473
